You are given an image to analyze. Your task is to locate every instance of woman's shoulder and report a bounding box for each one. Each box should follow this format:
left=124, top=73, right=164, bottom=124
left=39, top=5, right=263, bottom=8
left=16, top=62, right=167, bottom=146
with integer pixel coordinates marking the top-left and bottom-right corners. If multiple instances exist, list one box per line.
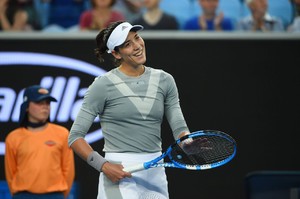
left=147, top=66, right=173, bottom=78
left=89, top=72, right=112, bottom=88
left=89, top=69, right=121, bottom=88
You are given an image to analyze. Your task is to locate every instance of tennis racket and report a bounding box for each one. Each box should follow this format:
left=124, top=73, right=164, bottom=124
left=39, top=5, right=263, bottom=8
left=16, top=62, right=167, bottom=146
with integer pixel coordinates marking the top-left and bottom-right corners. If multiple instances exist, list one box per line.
left=123, top=130, right=237, bottom=173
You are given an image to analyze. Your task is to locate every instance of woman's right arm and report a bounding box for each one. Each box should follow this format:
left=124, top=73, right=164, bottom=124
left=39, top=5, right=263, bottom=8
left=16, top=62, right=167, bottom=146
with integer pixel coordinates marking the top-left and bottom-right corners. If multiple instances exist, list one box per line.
left=70, top=138, right=93, bottom=161
left=70, top=137, right=131, bottom=183
left=68, top=77, right=131, bottom=182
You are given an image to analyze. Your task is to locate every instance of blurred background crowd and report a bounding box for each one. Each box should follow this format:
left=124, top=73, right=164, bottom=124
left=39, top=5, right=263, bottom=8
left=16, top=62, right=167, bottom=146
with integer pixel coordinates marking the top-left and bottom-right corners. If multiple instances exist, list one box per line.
left=0, top=0, right=299, bottom=33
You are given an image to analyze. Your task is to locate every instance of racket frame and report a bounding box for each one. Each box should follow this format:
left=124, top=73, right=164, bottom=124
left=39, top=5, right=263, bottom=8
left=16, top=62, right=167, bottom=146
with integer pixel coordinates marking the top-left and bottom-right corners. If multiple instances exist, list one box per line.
left=124, top=130, right=237, bottom=173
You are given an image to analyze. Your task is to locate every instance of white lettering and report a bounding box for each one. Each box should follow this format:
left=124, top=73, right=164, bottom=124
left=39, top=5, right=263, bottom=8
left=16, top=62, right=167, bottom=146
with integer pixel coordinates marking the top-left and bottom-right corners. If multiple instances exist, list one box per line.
left=0, top=76, right=84, bottom=123
left=57, top=77, right=80, bottom=122
left=0, top=88, right=16, bottom=121
left=11, top=89, right=23, bottom=122
left=49, top=76, right=66, bottom=121
left=71, top=88, right=86, bottom=121
left=0, top=51, right=107, bottom=155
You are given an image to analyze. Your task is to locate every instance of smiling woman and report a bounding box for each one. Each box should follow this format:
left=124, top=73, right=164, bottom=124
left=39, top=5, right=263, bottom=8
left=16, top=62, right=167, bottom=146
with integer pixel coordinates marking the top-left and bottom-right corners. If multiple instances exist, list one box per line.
left=68, top=21, right=191, bottom=199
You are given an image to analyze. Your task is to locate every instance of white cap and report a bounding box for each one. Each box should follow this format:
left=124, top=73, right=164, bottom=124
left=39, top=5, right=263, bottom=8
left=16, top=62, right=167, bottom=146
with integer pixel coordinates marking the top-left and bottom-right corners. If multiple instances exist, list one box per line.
left=106, top=22, right=143, bottom=53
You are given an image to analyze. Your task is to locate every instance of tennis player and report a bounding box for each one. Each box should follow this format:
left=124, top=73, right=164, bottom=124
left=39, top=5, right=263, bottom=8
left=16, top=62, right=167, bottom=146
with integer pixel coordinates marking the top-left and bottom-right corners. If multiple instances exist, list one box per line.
left=68, top=21, right=190, bottom=199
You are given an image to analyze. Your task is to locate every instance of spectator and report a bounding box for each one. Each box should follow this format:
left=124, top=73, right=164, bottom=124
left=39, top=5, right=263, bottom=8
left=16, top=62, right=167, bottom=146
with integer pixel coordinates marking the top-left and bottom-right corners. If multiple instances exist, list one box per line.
left=237, top=0, right=284, bottom=32
left=33, top=0, right=51, bottom=29
left=0, top=0, right=38, bottom=31
left=132, top=0, right=179, bottom=30
left=42, top=0, right=87, bottom=32
left=79, top=0, right=125, bottom=31
left=113, top=0, right=143, bottom=23
left=19, top=0, right=41, bottom=29
left=5, top=85, right=75, bottom=199
left=183, top=0, right=234, bottom=31
left=159, top=0, right=199, bottom=30
left=288, top=0, right=300, bottom=32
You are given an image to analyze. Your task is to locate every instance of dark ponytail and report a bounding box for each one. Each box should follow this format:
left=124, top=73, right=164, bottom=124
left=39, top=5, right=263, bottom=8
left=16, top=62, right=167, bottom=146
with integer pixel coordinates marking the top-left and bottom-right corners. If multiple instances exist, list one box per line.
left=94, top=21, right=124, bottom=65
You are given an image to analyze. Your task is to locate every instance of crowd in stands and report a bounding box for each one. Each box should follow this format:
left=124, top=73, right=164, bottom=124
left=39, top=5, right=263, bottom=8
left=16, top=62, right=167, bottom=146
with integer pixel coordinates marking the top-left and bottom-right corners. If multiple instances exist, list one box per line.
left=0, top=0, right=299, bottom=32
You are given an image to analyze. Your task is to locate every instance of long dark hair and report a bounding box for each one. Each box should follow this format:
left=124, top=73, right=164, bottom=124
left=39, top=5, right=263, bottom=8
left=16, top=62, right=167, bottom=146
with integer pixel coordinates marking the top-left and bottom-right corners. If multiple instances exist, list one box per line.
left=94, top=21, right=124, bottom=66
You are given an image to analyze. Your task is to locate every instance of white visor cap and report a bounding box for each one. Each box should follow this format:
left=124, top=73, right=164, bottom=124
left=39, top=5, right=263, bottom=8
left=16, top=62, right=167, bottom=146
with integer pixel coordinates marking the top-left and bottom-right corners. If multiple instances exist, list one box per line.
left=106, top=22, right=144, bottom=53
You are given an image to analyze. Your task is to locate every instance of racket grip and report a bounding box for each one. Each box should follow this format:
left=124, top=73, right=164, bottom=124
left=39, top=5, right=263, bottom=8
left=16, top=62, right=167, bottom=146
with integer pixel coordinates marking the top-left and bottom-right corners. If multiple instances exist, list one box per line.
left=123, top=163, right=145, bottom=173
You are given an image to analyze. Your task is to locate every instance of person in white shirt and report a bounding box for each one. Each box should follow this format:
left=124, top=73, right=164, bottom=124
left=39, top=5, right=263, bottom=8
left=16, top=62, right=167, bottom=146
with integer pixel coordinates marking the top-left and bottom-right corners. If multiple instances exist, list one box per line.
left=237, top=0, right=284, bottom=32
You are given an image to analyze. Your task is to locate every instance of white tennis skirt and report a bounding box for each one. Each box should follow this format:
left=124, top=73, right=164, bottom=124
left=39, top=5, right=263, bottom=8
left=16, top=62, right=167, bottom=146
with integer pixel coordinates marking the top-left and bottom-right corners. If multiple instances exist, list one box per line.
left=97, top=152, right=169, bottom=199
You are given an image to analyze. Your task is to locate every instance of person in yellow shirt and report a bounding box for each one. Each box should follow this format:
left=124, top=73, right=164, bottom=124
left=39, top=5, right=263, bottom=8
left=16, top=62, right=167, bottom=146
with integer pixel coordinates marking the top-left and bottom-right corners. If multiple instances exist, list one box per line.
left=5, top=85, right=75, bottom=199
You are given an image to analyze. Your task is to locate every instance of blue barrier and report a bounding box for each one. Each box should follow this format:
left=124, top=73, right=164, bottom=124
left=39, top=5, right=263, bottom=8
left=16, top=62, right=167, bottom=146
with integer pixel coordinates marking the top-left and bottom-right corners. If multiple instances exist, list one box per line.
left=0, top=181, right=79, bottom=199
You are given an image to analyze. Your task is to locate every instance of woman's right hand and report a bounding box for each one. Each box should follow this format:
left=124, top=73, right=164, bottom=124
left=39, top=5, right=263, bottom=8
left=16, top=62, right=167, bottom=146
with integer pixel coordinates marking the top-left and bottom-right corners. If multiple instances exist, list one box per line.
left=101, top=162, right=132, bottom=183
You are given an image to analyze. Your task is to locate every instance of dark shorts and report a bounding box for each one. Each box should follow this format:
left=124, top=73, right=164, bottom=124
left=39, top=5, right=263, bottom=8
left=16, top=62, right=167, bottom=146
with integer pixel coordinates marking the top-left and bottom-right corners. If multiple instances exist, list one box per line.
left=13, top=191, right=64, bottom=199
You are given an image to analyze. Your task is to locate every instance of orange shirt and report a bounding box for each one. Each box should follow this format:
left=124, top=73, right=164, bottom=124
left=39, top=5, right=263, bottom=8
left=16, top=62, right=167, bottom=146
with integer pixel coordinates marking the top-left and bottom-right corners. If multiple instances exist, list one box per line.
left=5, top=123, right=75, bottom=198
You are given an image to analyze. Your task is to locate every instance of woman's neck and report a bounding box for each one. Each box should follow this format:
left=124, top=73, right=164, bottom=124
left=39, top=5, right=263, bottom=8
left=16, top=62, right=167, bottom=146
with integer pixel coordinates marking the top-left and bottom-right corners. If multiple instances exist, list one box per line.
left=118, top=65, right=145, bottom=77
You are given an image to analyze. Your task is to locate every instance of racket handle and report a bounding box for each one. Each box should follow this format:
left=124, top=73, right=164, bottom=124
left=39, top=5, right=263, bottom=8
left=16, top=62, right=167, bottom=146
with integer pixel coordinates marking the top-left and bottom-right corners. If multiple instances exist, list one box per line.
left=123, top=163, right=145, bottom=173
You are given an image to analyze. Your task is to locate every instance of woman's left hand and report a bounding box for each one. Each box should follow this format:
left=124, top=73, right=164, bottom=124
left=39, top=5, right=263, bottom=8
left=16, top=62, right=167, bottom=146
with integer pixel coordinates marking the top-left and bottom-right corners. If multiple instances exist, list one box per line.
left=102, top=162, right=132, bottom=183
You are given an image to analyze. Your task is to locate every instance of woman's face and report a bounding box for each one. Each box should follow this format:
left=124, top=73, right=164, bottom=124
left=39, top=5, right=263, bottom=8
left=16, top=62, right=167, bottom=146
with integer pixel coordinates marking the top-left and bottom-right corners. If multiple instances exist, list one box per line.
left=27, top=100, right=51, bottom=123
left=115, top=31, right=146, bottom=67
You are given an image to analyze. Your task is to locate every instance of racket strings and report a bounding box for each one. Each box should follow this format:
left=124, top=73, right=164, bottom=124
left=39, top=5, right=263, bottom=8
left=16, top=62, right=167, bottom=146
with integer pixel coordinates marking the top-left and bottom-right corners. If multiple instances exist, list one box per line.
left=171, top=135, right=235, bottom=166
left=196, top=136, right=234, bottom=164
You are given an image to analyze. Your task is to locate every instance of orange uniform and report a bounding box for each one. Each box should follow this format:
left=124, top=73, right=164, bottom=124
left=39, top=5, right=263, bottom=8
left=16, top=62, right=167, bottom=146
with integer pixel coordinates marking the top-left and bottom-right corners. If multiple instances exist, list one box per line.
left=5, top=123, right=75, bottom=198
